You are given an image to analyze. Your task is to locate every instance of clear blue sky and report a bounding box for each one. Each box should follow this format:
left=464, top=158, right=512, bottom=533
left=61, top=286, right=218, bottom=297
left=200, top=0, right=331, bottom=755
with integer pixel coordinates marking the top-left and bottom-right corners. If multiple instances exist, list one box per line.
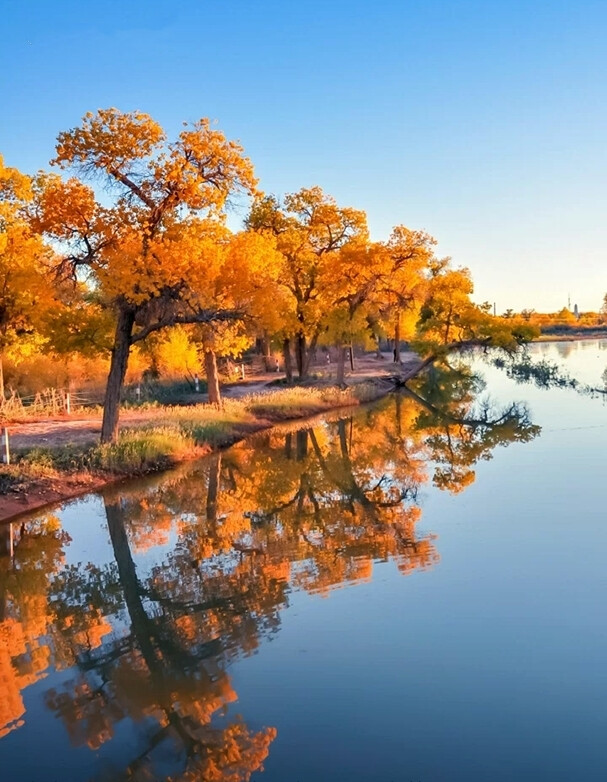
left=2, top=0, right=606, bottom=312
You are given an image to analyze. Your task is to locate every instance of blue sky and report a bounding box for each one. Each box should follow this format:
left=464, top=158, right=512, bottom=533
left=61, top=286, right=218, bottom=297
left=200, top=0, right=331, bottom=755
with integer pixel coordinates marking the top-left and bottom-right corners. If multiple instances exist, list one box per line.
left=2, top=0, right=606, bottom=312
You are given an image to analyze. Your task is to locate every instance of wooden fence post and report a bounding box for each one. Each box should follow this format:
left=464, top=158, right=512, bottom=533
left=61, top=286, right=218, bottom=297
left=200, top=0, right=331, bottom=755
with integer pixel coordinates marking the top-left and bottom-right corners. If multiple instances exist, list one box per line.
left=1, top=428, right=10, bottom=465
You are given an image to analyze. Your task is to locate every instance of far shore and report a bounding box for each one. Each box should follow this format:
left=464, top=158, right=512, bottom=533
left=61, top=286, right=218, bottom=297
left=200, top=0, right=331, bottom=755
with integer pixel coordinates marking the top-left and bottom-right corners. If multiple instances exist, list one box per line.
left=533, top=327, right=607, bottom=343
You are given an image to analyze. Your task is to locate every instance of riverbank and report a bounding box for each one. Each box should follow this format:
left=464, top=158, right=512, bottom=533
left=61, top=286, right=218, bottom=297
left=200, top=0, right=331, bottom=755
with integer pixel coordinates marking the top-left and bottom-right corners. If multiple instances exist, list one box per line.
left=0, top=362, right=416, bottom=524
left=534, top=326, right=607, bottom=342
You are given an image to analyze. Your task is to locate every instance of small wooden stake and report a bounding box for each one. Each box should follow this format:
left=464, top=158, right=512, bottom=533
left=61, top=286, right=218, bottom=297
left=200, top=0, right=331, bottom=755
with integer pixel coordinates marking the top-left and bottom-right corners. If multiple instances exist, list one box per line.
left=2, top=427, right=9, bottom=465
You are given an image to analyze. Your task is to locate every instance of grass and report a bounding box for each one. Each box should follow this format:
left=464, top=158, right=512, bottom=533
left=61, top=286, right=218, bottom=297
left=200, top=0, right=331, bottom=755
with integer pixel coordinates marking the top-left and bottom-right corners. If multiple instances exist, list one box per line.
left=95, top=428, right=194, bottom=472
left=13, top=428, right=195, bottom=477
left=243, top=382, right=383, bottom=419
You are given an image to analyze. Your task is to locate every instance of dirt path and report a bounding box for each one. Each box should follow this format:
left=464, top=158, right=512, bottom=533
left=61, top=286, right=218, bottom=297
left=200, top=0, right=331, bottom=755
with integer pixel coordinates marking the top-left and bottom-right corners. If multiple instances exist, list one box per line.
left=6, top=381, right=277, bottom=450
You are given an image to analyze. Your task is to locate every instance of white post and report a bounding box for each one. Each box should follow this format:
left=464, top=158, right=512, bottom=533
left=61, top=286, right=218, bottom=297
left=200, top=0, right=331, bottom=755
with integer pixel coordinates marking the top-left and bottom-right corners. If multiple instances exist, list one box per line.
left=65, top=392, right=71, bottom=415
left=194, top=375, right=200, bottom=393
left=136, top=385, right=141, bottom=402
left=241, top=364, right=245, bottom=380
left=2, top=428, right=9, bottom=465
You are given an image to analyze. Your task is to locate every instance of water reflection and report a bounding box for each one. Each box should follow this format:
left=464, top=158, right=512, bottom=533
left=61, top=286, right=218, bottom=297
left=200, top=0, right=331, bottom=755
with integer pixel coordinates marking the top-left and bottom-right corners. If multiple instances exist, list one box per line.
left=0, top=371, right=539, bottom=780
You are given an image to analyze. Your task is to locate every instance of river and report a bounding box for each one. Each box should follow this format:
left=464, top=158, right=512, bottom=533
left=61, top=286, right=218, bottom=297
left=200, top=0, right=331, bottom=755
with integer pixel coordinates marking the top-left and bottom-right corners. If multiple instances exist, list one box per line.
left=1, top=341, right=607, bottom=781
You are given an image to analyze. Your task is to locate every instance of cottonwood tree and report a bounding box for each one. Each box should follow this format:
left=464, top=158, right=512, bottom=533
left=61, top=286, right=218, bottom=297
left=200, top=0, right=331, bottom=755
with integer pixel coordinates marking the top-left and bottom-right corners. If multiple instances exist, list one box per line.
left=0, top=156, right=56, bottom=396
left=32, top=109, right=260, bottom=442
left=318, top=226, right=438, bottom=382
left=195, top=228, right=282, bottom=408
left=412, top=259, right=538, bottom=375
left=378, top=226, right=435, bottom=362
left=246, top=187, right=367, bottom=379
left=321, top=240, right=386, bottom=385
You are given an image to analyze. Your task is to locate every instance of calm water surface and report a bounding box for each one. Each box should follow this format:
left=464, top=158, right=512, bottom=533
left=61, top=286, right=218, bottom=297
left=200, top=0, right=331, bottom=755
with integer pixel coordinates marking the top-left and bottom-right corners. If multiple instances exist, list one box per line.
left=1, top=342, right=607, bottom=781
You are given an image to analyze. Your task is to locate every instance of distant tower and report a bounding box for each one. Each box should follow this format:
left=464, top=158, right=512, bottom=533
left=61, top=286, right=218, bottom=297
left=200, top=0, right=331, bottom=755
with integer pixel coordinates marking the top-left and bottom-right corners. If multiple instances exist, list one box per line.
left=568, top=293, right=571, bottom=310
left=574, top=303, right=579, bottom=319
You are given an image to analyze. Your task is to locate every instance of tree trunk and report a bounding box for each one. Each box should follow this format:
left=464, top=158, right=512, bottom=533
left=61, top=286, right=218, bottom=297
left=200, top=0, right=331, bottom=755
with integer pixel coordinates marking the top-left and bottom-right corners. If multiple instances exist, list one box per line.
left=0, top=523, right=12, bottom=558
left=338, top=418, right=350, bottom=459
left=101, top=307, right=136, bottom=444
left=206, top=453, right=222, bottom=524
left=375, top=335, right=383, bottom=359
left=395, top=393, right=402, bottom=438
left=0, top=356, right=4, bottom=400
left=261, top=332, right=272, bottom=371
left=295, top=333, right=307, bottom=379
left=296, top=429, right=308, bottom=461
left=336, top=344, right=346, bottom=386
left=283, top=338, right=293, bottom=383
left=204, top=349, right=222, bottom=408
left=105, top=498, right=159, bottom=672
left=349, top=344, right=355, bottom=371
left=394, top=315, right=401, bottom=363
left=294, top=332, right=319, bottom=381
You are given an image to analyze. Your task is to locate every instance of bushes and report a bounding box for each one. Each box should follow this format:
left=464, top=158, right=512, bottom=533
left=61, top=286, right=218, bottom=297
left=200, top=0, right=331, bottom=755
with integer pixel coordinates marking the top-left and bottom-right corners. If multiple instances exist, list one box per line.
left=15, top=428, right=195, bottom=476
left=95, top=428, right=193, bottom=472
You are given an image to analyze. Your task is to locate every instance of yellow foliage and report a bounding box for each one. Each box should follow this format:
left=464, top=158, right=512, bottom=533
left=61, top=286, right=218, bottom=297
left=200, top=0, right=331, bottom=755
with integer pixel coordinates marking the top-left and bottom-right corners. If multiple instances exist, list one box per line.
left=0, top=156, right=59, bottom=365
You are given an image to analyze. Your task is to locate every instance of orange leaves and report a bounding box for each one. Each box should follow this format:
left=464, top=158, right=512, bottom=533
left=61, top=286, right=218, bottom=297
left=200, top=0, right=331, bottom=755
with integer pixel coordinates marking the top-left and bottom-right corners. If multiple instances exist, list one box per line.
left=0, top=155, right=32, bottom=209
left=52, top=109, right=257, bottom=219
left=222, top=230, right=281, bottom=312
left=246, top=187, right=369, bottom=352
left=31, top=175, right=98, bottom=240
left=53, top=107, right=165, bottom=172
left=29, top=104, right=276, bottom=440
left=166, top=118, right=259, bottom=210
left=38, top=108, right=263, bottom=321
left=0, top=160, right=60, bottom=359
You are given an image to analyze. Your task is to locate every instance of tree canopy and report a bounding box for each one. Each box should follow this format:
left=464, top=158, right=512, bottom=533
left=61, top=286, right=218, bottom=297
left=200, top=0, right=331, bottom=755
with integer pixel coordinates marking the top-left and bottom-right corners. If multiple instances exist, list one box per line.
left=0, top=107, right=538, bottom=438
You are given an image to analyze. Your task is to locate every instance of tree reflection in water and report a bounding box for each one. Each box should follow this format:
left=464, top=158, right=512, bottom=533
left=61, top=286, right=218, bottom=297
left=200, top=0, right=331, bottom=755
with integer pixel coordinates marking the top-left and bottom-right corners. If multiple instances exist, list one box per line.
left=0, top=370, right=540, bottom=780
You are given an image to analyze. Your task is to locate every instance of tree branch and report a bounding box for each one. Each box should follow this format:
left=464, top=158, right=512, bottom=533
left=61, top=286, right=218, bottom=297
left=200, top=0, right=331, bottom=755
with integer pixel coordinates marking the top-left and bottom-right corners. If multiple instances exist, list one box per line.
left=130, top=308, right=244, bottom=344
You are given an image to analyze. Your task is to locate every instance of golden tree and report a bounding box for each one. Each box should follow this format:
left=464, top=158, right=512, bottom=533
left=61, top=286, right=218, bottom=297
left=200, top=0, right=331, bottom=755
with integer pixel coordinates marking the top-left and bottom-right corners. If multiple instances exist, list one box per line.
left=378, top=226, right=436, bottom=362
left=0, top=156, right=58, bottom=396
left=32, top=109, right=260, bottom=442
left=412, top=258, right=538, bottom=373
left=247, top=187, right=368, bottom=379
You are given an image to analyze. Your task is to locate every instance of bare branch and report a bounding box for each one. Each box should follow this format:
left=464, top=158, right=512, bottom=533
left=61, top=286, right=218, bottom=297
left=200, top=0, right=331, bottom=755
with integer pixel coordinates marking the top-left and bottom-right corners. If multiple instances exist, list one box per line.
left=130, top=308, right=245, bottom=344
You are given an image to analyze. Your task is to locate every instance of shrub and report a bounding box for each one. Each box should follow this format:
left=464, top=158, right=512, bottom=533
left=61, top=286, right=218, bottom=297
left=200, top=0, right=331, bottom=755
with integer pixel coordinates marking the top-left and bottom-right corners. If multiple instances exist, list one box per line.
left=94, top=428, right=193, bottom=473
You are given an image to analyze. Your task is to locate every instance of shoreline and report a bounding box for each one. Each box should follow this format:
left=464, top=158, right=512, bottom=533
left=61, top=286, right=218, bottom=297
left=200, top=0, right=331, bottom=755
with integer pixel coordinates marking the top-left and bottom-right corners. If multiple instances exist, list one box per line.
left=533, top=330, right=607, bottom=343
left=0, top=375, right=403, bottom=526
left=10, top=329, right=595, bottom=526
